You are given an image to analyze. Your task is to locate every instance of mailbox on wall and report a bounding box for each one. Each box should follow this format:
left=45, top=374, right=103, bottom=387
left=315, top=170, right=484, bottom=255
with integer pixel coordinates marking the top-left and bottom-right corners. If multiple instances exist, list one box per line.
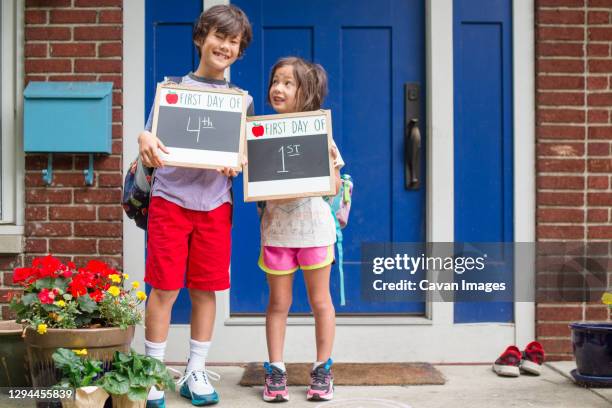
left=23, top=82, right=113, bottom=185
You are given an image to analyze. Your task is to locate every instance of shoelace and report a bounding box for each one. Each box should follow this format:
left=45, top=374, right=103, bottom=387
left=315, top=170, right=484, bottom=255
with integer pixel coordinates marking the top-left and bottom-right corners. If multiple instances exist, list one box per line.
left=169, top=367, right=221, bottom=387
left=310, top=367, right=329, bottom=385
left=266, top=369, right=286, bottom=386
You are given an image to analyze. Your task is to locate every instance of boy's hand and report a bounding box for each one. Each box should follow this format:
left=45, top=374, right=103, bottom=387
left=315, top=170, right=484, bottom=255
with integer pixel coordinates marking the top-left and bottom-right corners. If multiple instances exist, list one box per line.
left=138, top=131, right=169, bottom=168
left=217, top=154, right=248, bottom=178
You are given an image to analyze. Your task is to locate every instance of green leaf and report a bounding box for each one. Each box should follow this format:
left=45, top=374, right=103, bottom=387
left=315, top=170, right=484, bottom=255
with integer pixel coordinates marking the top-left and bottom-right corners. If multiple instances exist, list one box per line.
left=34, top=278, right=53, bottom=290
left=63, top=293, right=72, bottom=301
left=77, top=296, right=97, bottom=313
left=21, top=293, right=38, bottom=306
left=128, top=386, right=148, bottom=401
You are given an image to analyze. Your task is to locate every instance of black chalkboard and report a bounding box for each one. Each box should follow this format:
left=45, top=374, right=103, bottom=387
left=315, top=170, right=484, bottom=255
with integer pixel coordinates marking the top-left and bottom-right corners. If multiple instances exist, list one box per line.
left=152, top=83, right=246, bottom=170
left=244, top=110, right=335, bottom=201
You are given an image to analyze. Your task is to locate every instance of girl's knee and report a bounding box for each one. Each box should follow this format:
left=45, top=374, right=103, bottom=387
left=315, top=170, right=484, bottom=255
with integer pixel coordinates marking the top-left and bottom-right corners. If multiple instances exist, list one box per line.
left=309, top=296, right=334, bottom=315
left=268, top=294, right=292, bottom=314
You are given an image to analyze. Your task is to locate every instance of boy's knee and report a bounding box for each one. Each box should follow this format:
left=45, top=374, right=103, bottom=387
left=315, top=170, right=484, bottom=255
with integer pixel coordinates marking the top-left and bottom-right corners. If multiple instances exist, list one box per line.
left=149, top=288, right=180, bottom=304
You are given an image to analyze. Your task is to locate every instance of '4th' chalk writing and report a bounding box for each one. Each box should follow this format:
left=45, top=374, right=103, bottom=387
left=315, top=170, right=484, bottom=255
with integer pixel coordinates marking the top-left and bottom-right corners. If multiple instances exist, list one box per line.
left=186, top=116, right=215, bottom=143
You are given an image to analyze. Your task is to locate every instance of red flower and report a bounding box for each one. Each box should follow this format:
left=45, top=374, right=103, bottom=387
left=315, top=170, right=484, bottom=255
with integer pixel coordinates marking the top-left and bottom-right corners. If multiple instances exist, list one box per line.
left=89, top=289, right=104, bottom=302
left=38, top=288, right=56, bottom=304
left=13, top=267, right=34, bottom=284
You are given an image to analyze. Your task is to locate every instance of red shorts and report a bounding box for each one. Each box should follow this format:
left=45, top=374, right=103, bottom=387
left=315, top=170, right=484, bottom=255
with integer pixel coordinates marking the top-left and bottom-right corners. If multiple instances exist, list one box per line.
left=145, top=196, right=232, bottom=291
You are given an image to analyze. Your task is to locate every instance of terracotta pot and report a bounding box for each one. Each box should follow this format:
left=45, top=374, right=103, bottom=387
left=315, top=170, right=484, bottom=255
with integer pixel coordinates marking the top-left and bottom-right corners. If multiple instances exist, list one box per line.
left=23, top=325, right=135, bottom=388
left=110, top=393, right=146, bottom=408
left=61, top=386, right=109, bottom=408
left=0, top=320, right=31, bottom=390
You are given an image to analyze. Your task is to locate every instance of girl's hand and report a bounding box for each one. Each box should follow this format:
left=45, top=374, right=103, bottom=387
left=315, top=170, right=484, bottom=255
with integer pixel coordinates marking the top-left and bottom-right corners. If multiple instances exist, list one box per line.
left=330, top=146, right=340, bottom=168
left=138, top=131, right=169, bottom=168
left=217, top=154, right=248, bottom=178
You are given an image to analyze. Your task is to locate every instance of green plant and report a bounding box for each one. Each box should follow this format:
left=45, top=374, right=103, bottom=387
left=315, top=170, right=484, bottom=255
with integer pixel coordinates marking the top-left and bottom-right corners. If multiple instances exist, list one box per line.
left=98, top=349, right=175, bottom=401
left=52, top=348, right=103, bottom=389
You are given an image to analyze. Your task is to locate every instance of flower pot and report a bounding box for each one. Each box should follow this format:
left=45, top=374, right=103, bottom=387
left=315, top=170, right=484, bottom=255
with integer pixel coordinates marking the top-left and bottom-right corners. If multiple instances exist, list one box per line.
left=110, top=393, right=146, bottom=408
left=570, top=322, right=612, bottom=377
left=23, top=325, right=135, bottom=388
left=61, top=386, right=109, bottom=408
left=0, top=320, right=31, bottom=390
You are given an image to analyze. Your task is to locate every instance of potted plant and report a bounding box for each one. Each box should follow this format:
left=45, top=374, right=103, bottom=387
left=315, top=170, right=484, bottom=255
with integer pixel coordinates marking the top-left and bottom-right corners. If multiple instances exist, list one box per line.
left=569, top=292, right=612, bottom=386
left=52, top=348, right=109, bottom=408
left=98, top=350, right=175, bottom=408
left=7, top=255, right=148, bottom=388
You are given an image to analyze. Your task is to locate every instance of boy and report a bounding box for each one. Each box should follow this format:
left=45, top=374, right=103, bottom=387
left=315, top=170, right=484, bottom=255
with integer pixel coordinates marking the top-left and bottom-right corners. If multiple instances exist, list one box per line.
left=138, top=5, right=253, bottom=407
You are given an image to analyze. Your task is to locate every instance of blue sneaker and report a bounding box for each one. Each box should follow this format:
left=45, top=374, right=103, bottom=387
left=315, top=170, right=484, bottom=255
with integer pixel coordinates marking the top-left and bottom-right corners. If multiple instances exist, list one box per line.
left=146, top=386, right=165, bottom=408
left=178, top=369, right=220, bottom=406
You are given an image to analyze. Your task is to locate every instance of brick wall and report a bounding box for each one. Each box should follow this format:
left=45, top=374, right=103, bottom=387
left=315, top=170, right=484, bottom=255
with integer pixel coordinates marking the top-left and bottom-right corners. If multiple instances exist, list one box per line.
left=0, top=0, right=123, bottom=319
left=536, top=0, right=612, bottom=360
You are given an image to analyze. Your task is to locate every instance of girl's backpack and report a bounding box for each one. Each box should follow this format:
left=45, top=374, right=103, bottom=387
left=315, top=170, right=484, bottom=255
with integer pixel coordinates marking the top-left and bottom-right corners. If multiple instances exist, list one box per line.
left=324, top=174, right=353, bottom=306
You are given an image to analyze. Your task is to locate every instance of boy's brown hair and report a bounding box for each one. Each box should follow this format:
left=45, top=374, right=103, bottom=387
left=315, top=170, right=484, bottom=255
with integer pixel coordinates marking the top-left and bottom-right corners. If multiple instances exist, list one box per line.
left=192, top=5, right=252, bottom=57
left=267, top=57, right=328, bottom=112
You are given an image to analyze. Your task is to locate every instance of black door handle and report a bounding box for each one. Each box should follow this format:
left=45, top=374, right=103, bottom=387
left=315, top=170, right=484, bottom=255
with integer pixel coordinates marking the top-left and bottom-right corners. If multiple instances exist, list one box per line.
left=404, top=83, right=421, bottom=190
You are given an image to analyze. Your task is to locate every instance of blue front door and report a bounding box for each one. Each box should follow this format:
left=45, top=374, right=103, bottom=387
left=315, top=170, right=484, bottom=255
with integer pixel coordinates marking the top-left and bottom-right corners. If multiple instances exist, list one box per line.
left=230, top=0, right=426, bottom=315
left=146, top=0, right=426, bottom=321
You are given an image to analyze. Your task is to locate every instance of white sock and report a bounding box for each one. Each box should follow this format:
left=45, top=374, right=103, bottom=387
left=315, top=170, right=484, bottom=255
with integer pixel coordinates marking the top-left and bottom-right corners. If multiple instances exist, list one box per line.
left=145, top=340, right=167, bottom=400
left=313, top=361, right=324, bottom=371
left=186, top=339, right=211, bottom=372
left=271, top=361, right=286, bottom=372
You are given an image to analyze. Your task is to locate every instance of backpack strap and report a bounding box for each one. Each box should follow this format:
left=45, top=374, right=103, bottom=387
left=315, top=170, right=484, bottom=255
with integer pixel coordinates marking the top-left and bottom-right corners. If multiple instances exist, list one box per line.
left=331, top=207, right=346, bottom=306
left=164, top=76, right=183, bottom=84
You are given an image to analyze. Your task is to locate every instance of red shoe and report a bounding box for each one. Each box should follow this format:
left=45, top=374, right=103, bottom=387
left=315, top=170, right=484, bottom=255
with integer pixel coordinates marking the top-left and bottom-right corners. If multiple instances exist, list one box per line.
left=492, top=346, right=521, bottom=377
left=520, top=341, right=545, bottom=375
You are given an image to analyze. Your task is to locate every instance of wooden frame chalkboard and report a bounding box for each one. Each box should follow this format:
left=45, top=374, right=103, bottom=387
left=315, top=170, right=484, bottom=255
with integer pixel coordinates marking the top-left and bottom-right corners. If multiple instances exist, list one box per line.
left=151, top=83, right=247, bottom=171
left=244, top=110, right=335, bottom=201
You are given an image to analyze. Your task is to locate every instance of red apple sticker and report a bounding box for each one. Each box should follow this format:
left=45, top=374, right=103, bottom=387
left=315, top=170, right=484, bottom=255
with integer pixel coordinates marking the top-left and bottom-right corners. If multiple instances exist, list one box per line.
left=165, top=91, right=178, bottom=104
left=252, top=123, right=264, bottom=137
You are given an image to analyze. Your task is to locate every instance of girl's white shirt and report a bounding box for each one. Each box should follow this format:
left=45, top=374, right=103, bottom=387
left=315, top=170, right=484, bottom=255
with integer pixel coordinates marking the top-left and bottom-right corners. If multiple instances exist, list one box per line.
left=260, top=141, right=345, bottom=248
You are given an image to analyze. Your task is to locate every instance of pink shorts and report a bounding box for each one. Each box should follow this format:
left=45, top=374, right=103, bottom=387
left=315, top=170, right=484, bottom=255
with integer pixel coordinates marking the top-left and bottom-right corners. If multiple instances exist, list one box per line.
left=258, top=245, right=334, bottom=275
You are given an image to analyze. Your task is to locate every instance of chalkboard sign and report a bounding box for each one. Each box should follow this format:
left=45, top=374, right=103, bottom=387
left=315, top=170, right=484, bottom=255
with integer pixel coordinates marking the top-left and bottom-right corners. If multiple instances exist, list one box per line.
left=244, top=110, right=335, bottom=201
left=151, top=83, right=247, bottom=170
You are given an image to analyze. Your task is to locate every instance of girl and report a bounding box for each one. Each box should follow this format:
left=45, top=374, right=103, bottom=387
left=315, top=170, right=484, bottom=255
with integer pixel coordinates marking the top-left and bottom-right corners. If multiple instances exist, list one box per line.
left=259, top=57, right=344, bottom=403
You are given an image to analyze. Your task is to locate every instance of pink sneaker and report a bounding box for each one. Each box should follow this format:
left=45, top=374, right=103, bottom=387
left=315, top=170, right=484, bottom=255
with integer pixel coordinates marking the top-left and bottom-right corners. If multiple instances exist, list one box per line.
left=263, top=362, right=289, bottom=402
left=306, top=359, right=334, bottom=401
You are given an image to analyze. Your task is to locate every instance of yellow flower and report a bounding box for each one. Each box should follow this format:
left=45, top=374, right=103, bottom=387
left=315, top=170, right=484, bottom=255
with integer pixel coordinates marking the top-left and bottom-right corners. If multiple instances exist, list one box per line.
left=109, top=274, right=122, bottom=283
left=131, top=281, right=140, bottom=289
left=136, top=291, right=147, bottom=301
left=71, top=348, right=87, bottom=356
left=37, top=323, right=47, bottom=334
left=55, top=300, right=66, bottom=308
left=122, top=273, right=130, bottom=280
left=602, top=292, right=612, bottom=305
left=107, top=286, right=121, bottom=297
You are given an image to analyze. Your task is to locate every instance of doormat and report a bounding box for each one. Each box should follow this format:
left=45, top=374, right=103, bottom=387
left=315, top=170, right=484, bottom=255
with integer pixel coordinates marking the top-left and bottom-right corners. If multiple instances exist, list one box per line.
left=239, top=363, right=445, bottom=386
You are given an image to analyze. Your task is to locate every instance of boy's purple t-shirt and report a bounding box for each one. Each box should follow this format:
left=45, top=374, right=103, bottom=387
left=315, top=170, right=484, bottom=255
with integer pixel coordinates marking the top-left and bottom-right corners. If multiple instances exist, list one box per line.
left=144, top=73, right=254, bottom=211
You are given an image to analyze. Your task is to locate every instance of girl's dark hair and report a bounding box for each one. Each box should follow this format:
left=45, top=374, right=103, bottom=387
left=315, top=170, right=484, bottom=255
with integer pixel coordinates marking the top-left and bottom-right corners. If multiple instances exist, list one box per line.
left=192, top=5, right=252, bottom=57
left=267, top=57, right=328, bottom=111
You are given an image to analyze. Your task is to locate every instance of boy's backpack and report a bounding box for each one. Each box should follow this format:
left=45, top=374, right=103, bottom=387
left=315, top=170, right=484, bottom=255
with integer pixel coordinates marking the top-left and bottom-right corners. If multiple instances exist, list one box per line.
left=324, top=174, right=353, bottom=306
left=122, top=157, right=154, bottom=230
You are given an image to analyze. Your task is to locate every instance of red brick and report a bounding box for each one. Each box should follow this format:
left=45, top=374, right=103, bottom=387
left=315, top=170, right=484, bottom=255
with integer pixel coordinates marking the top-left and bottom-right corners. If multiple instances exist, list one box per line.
left=587, top=209, right=608, bottom=222
left=537, top=323, right=572, bottom=337
left=538, top=0, right=584, bottom=5
left=589, top=27, right=612, bottom=42
left=538, top=59, right=584, bottom=74
left=75, top=59, right=122, bottom=73
left=587, top=76, right=608, bottom=90
left=98, top=206, right=122, bottom=221
left=25, top=9, right=47, bottom=24
left=3, top=272, right=15, bottom=287
left=538, top=43, right=584, bottom=57
left=25, top=59, right=72, bottom=73
left=98, top=173, right=122, bottom=187
left=538, top=27, right=584, bottom=41
left=99, top=10, right=122, bottom=24
left=26, top=0, right=70, bottom=6
left=537, top=209, right=584, bottom=223
left=48, top=75, right=97, bottom=82
left=51, top=43, right=96, bottom=58
left=537, top=176, right=584, bottom=190
left=589, top=226, right=612, bottom=239
left=49, top=239, right=97, bottom=254
left=74, top=27, right=122, bottom=41
left=100, top=75, right=122, bottom=89
left=74, top=222, right=121, bottom=237
left=538, top=9, right=584, bottom=24
left=25, top=239, right=47, bottom=253
left=537, top=125, right=585, bottom=140
left=112, top=91, right=123, bottom=106
left=73, top=256, right=121, bottom=270
left=538, top=339, right=572, bottom=354
left=98, top=42, right=122, bottom=57
left=537, top=159, right=585, bottom=172
left=0, top=289, right=23, bottom=304
left=112, top=125, right=123, bottom=139
left=74, top=189, right=121, bottom=204
left=112, top=108, right=122, bottom=122
left=25, top=43, right=48, bottom=58
left=588, top=159, right=612, bottom=172
left=25, top=222, right=71, bottom=237
left=25, top=27, right=71, bottom=41
left=50, top=9, right=97, bottom=24
left=539, top=192, right=584, bottom=206
left=588, top=175, right=609, bottom=189
left=25, top=75, right=46, bottom=85
left=25, top=206, right=48, bottom=221
left=49, top=206, right=96, bottom=221
left=588, top=142, right=610, bottom=156
left=0, top=256, right=22, bottom=271
left=538, top=226, right=584, bottom=239
left=586, top=306, right=609, bottom=320
left=588, top=192, right=612, bottom=206
left=587, top=44, right=610, bottom=57
left=590, top=0, right=612, bottom=7
left=537, top=91, right=583, bottom=106
left=112, top=140, right=122, bottom=154
left=537, top=109, right=585, bottom=124
left=75, top=156, right=121, bottom=171
left=75, top=0, right=122, bottom=5
left=98, top=239, right=122, bottom=255
left=2, top=307, right=17, bottom=320
left=588, top=11, right=610, bottom=25
left=537, top=143, right=584, bottom=157
left=537, top=75, right=584, bottom=90
left=26, top=154, right=73, bottom=171
left=588, top=110, right=610, bottom=124
left=588, top=93, right=612, bottom=106
left=26, top=189, right=72, bottom=204
left=537, top=305, right=583, bottom=321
